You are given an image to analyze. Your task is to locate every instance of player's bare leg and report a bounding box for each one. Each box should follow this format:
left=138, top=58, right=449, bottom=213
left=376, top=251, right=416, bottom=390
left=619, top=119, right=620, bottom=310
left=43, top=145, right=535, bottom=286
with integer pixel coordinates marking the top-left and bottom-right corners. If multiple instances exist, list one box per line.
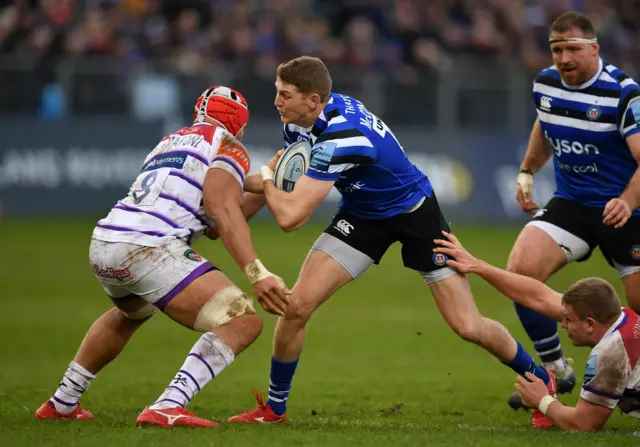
left=137, top=269, right=262, bottom=428
left=36, top=299, right=152, bottom=420
left=506, top=225, right=576, bottom=399
left=622, top=271, right=640, bottom=312
left=75, top=303, right=151, bottom=373
left=273, top=250, right=351, bottom=361
left=427, top=272, right=557, bottom=427
left=429, top=273, right=522, bottom=360
left=229, top=249, right=352, bottom=423
left=507, top=226, right=567, bottom=280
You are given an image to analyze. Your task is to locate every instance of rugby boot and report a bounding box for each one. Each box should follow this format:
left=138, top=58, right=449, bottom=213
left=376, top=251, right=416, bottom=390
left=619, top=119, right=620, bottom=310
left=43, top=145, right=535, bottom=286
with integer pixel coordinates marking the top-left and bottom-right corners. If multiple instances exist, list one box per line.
left=532, top=369, right=557, bottom=429
left=136, top=407, right=220, bottom=428
left=228, top=389, right=286, bottom=424
left=35, top=400, right=94, bottom=420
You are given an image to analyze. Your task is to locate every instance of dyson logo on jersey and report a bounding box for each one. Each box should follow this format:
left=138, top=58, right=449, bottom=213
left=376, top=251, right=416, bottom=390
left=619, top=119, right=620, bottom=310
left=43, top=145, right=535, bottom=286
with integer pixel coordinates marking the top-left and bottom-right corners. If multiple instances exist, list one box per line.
left=558, top=162, right=599, bottom=173
left=545, top=132, right=600, bottom=157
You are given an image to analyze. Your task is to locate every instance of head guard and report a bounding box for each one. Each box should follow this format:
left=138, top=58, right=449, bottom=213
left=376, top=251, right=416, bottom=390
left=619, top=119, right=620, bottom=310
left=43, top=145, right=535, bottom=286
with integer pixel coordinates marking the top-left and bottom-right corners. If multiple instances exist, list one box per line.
left=193, top=86, right=249, bottom=136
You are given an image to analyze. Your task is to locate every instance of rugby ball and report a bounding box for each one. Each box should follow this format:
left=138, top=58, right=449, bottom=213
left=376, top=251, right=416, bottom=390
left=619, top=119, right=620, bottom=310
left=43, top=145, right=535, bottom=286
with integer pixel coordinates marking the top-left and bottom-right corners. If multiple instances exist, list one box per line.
left=273, top=140, right=311, bottom=192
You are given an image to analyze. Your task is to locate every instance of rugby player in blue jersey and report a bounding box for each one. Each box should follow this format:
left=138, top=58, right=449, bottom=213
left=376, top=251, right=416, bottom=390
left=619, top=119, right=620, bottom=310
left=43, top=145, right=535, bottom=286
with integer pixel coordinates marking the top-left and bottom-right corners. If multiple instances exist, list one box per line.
left=229, top=56, right=557, bottom=427
left=508, top=11, right=640, bottom=409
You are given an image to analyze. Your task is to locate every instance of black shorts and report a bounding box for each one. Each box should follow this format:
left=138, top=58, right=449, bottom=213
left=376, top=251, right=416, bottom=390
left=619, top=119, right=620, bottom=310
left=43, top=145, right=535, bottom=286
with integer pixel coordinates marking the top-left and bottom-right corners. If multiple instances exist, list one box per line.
left=323, top=194, right=451, bottom=272
left=531, top=197, right=640, bottom=267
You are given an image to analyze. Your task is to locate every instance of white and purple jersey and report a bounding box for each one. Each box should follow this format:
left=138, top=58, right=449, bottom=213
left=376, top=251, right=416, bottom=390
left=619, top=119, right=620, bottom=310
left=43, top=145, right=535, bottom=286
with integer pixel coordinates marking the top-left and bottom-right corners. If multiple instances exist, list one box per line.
left=92, top=123, right=251, bottom=247
left=581, top=307, right=640, bottom=418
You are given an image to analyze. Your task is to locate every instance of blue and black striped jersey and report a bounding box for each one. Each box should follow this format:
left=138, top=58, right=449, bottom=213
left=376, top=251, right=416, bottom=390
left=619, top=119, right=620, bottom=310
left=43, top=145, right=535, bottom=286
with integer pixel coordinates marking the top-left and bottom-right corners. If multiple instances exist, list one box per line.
left=283, top=93, right=432, bottom=219
left=533, top=58, right=640, bottom=213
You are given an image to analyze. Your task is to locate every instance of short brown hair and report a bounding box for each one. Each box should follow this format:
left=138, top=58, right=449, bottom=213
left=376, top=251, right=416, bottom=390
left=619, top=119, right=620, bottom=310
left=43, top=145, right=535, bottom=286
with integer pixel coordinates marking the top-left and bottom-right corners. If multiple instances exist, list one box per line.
left=550, top=12, right=596, bottom=38
left=276, top=56, right=332, bottom=103
left=562, top=278, right=621, bottom=323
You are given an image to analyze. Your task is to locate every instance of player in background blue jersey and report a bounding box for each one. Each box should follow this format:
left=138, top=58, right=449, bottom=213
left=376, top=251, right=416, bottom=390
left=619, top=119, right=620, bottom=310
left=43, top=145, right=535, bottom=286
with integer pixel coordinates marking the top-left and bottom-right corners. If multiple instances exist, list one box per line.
left=508, top=11, right=640, bottom=410
left=229, top=56, right=557, bottom=428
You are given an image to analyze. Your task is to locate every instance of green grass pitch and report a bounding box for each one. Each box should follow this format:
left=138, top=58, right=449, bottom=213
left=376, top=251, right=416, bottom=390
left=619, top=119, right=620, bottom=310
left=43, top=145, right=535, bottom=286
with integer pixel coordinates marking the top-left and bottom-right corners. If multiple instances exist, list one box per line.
left=1, top=218, right=638, bottom=446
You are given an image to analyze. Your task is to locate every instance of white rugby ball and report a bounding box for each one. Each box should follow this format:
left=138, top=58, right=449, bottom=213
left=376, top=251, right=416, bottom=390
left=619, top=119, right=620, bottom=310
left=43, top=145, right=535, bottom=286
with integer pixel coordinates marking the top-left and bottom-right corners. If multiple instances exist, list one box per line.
left=274, top=140, right=311, bottom=192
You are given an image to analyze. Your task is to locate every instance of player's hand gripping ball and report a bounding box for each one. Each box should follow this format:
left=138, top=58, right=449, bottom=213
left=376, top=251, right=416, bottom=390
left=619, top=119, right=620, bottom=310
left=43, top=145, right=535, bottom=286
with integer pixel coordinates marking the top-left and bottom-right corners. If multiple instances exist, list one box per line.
left=273, top=140, right=311, bottom=192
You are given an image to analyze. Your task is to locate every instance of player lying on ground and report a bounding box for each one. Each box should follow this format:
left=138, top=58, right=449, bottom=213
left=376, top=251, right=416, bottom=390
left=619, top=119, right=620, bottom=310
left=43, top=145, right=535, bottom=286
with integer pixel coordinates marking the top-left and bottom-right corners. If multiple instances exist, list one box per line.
left=434, top=232, right=640, bottom=431
left=505, top=10, right=640, bottom=407
left=35, top=86, right=290, bottom=428
left=228, top=55, right=556, bottom=429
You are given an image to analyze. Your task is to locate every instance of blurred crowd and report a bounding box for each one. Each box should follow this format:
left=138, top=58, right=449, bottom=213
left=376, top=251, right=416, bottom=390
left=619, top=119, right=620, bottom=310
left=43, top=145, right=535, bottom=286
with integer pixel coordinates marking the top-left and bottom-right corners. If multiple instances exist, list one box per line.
left=1, top=0, right=639, bottom=80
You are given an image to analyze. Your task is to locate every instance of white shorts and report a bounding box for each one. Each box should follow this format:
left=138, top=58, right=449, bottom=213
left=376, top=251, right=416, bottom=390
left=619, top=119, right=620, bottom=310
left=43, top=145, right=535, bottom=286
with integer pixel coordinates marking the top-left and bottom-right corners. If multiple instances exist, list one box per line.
left=89, top=238, right=216, bottom=309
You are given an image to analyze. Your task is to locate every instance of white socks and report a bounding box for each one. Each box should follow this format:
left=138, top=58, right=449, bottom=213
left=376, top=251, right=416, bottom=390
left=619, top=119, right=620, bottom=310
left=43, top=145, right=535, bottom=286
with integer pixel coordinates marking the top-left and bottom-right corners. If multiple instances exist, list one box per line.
left=51, top=361, right=96, bottom=414
left=149, top=332, right=235, bottom=409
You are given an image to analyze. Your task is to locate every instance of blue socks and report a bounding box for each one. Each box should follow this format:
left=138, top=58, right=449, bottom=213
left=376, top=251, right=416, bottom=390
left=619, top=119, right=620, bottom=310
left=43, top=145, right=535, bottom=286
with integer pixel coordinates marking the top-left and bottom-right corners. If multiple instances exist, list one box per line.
left=504, top=342, right=549, bottom=384
left=515, top=303, right=563, bottom=363
left=266, top=357, right=299, bottom=416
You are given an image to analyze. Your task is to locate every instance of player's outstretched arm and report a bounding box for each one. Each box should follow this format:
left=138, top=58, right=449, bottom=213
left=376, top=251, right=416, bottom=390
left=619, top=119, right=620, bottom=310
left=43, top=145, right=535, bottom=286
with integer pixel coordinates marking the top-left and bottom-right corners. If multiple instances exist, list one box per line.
left=542, top=397, right=612, bottom=431
left=261, top=173, right=335, bottom=232
left=203, top=169, right=291, bottom=316
left=433, top=232, right=564, bottom=321
left=515, top=373, right=612, bottom=431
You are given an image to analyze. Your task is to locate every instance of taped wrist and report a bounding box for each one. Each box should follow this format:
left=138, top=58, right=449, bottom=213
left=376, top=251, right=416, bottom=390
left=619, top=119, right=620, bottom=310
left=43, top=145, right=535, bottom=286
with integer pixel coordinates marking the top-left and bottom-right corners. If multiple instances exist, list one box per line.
left=261, top=166, right=274, bottom=182
left=516, top=172, right=533, bottom=194
left=244, top=258, right=271, bottom=284
left=538, top=394, right=556, bottom=415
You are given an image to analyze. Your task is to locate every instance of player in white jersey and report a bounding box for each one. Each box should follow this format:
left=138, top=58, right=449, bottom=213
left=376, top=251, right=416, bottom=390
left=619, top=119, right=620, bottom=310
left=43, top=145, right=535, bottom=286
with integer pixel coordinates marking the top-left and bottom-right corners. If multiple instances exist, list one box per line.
left=34, top=86, right=290, bottom=428
left=508, top=11, right=640, bottom=406
left=435, top=233, right=640, bottom=431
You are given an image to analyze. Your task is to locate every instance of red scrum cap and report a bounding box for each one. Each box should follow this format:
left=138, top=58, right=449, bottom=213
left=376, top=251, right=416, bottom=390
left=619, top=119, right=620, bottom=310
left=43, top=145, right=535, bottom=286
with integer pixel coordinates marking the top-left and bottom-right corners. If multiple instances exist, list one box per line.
left=193, top=86, right=249, bottom=137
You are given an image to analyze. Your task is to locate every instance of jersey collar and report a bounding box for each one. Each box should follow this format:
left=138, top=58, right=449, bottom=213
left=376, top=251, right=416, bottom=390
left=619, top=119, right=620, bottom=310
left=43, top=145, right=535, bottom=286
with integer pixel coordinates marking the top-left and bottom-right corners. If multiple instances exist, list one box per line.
left=602, top=308, right=628, bottom=341
left=308, top=94, right=336, bottom=140
left=561, top=58, right=603, bottom=90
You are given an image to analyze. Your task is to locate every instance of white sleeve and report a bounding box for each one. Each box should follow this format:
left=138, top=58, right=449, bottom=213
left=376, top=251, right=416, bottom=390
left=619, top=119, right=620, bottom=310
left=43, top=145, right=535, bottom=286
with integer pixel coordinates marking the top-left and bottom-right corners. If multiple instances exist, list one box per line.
left=580, top=338, right=631, bottom=409
left=209, top=134, right=251, bottom=186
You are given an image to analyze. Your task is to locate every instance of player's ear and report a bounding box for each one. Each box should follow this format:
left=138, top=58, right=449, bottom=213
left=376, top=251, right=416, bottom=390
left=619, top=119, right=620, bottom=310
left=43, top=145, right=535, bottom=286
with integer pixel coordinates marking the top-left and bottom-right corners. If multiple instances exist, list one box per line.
left=585, top=316, right=597, bottom=332
left=308, top=93, right=322, bottom=111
